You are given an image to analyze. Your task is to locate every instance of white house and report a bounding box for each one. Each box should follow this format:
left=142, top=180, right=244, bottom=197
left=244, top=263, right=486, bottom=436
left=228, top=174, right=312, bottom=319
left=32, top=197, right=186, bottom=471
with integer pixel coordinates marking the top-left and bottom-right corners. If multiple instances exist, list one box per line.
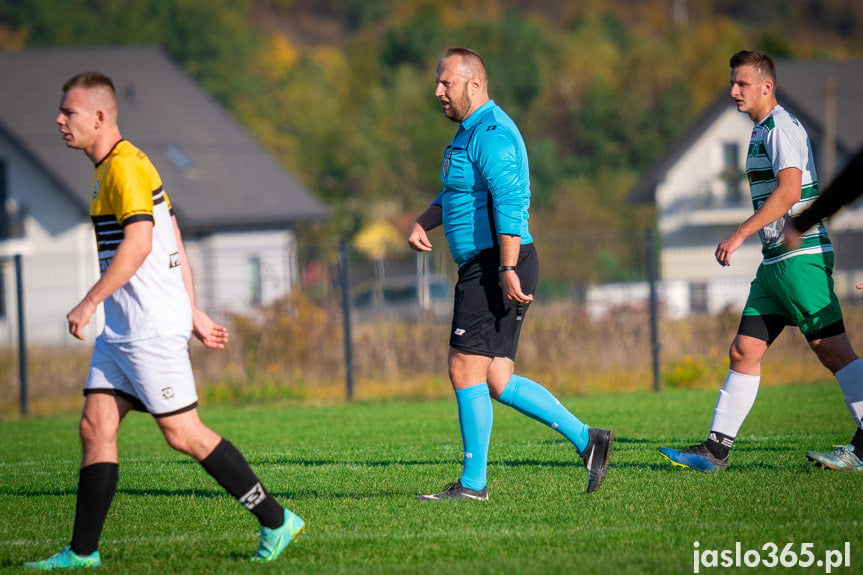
left=628, top=59, right=863, bottom=317
left=0, top=46, right=329, bottom=345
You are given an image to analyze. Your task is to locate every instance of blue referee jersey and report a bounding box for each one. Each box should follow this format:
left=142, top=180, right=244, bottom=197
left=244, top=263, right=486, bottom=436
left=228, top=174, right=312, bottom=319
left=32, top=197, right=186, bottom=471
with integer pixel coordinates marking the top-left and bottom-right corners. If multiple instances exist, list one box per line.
left=432, top=100, right=533, bottom=268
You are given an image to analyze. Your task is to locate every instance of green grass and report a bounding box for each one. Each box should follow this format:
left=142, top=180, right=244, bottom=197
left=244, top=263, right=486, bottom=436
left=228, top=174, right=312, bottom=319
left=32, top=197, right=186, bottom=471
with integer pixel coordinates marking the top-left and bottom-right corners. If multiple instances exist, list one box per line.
left=1, top=383, right=860, bottom=574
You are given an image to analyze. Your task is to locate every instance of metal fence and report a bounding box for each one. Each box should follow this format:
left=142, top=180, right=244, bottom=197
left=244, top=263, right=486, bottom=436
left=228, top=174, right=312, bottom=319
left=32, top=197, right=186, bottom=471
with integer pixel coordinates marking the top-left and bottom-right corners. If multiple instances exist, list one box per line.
left=3, top=229, right=863, bottom=414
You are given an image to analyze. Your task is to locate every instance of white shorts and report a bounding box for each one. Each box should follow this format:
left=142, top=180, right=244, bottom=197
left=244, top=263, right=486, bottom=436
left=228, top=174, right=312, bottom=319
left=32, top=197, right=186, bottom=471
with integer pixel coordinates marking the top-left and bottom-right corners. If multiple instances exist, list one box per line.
left=85, top=332, right=198, bottom=417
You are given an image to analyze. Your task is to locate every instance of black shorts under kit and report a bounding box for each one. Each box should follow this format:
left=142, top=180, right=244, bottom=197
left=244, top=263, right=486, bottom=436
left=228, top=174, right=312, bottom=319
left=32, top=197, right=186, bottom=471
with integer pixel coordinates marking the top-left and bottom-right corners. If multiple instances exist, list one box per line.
left=449, top=243, right=538, bottom=360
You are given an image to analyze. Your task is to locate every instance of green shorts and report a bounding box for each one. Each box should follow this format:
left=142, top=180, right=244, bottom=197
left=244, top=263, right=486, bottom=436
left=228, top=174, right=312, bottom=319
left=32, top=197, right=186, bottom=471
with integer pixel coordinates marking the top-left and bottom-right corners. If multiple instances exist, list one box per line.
left=742, top=251, right=843, bottom=337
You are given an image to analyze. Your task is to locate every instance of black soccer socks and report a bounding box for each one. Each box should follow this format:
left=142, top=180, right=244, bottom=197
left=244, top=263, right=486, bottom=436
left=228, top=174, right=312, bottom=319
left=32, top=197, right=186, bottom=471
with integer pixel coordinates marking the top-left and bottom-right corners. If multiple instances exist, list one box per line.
left=70, top=462, right=119, bottom=556
left=706, top=431, right=734, bottom=459
left=851, top=426, right=863, bottom=454
left=200, top=439, right=284, bottom=529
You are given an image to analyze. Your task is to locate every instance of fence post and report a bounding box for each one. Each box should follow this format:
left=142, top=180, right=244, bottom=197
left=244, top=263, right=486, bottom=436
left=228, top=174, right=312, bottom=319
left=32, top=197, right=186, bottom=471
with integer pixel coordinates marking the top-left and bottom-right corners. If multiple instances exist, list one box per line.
left=645, top=229, right=661, bottom=392
left=339, top=239, right=354, bottom=400
left=15, top=254, right=27, bottom=414
left=417, top=251, right=429, bottom=311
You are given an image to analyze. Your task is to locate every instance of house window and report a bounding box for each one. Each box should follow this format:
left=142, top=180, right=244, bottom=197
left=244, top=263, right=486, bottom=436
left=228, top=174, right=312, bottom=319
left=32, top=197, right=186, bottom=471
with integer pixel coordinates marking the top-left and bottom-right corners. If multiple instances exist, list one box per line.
left=722, top=142, right=743, bottom=203
left=248, top=256, right=262, bottom=306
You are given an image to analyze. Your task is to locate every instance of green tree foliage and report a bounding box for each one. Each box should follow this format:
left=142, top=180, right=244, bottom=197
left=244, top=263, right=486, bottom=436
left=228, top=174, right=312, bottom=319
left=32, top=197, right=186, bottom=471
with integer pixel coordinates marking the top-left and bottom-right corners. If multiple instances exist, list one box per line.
left=2, top=0, right=860, bottom=283
left=0, top=0, right=261, bottom=106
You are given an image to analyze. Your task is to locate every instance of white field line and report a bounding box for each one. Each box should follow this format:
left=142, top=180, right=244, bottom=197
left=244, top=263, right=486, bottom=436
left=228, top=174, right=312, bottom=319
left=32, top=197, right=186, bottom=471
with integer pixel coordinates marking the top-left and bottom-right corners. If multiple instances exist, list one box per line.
left=3, top=519, right=861, bottom=548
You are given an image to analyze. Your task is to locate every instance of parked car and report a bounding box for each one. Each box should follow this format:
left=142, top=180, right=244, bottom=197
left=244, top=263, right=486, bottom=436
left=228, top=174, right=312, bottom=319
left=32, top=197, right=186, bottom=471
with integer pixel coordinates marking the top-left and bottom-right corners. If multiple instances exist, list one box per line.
left=352, top=274, right=452, bottom=321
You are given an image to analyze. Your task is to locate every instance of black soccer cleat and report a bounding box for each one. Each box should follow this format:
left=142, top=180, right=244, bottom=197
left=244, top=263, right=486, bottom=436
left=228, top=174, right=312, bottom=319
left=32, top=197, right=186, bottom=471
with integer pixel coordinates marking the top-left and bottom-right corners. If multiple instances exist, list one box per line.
left=417, top=480, right=489, bottom=501
left=581, top=428, right=613, bottom=493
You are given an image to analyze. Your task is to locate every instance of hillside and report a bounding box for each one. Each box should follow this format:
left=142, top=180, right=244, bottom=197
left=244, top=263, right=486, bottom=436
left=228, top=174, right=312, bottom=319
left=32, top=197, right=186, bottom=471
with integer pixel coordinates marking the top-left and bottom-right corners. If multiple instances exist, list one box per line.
left=257, top=0, right=863, bottom=56
left=1, top=0, right=861, bottom=283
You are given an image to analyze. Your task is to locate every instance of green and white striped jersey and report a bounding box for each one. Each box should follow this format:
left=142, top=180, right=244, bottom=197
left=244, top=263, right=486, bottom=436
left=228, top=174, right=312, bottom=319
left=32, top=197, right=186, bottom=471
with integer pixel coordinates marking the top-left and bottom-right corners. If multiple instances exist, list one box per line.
left=746, top=104, right=832, bottom=264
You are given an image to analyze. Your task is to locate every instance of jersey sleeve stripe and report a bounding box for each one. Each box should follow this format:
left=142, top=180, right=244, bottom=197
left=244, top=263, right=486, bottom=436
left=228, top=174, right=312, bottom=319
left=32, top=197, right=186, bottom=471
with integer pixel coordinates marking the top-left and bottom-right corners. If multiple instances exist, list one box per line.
left=152, top=185, right=166, bottom=205
left=121, top=213, right=156, bottom=227
left=800, top=183, right=819, bottom=200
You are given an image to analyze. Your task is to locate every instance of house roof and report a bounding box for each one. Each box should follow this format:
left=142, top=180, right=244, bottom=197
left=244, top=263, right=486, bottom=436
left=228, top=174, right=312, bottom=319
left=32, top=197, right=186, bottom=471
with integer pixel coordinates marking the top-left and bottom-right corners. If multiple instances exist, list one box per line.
left=629, top=59, right=863, bottom=205
left=0, top=46, right=328, bottom=234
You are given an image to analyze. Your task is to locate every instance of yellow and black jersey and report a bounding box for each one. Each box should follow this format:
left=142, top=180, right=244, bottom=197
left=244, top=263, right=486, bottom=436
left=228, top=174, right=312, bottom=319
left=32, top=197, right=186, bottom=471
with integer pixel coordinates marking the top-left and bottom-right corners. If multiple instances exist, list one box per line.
left=90, top=140, right=192, bottom=342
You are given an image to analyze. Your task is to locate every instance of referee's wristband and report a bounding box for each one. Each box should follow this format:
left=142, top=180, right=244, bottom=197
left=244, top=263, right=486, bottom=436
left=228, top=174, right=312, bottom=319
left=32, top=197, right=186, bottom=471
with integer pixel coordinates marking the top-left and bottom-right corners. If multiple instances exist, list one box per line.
left=498, top=265, right=517, bottom=272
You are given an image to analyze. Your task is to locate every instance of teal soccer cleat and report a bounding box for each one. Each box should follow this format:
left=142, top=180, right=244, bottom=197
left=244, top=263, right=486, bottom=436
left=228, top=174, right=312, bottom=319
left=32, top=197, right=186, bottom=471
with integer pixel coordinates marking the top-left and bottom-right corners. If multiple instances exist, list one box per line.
left=249, top=509, right=305, bottom=562
left=23, top=546, right=102, bottom=570
left=807, top=444, right=863, bottom=472
left=660, top=442, right=728, bottom=473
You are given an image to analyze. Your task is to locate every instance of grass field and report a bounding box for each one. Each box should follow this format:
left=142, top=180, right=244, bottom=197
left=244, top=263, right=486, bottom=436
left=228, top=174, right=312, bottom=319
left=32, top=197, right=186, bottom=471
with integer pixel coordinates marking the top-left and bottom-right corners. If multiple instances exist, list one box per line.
left=1, top=383, right=860, bottom=574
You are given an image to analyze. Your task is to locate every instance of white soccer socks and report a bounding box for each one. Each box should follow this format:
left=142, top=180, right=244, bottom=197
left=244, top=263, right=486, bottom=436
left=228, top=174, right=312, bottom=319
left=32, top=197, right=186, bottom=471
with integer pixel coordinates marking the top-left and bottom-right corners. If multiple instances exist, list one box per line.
left=836, top=358, right=863, bottom=428
left=709, top=370, right=761, bottom=440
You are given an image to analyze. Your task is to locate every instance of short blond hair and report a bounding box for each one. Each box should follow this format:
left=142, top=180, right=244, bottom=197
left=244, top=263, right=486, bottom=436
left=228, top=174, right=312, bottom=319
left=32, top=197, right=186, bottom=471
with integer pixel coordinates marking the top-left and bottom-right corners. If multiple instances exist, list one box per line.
left=62, top=71, right=116, bottom=95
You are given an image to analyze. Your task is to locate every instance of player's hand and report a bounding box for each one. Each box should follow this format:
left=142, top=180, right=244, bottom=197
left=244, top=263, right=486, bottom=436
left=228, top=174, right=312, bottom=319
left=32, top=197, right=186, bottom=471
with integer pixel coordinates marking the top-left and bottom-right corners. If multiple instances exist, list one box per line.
left=500, top=269, right=533, bottom=305
left=66, top=299, right=97, bottom=340
left=783, top=225, right=803, bottom=250
left=192, top=308, right=229, bottom=349
left=715, top=230, right=745, bottom=267
left=858, top=282, right=863, bottom=300
left=408, top=222, right=433, bottom=252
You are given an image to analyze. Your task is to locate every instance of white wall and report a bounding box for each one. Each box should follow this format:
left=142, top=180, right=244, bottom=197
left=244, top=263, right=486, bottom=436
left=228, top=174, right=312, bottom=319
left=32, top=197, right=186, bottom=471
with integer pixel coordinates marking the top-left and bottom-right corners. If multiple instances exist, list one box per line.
left=194, top=229, right=298, bottom=316
left=0, top=134, right=302, bottom=346
left=0, top=135, right=100, bottom=346
left=657, top=106, right=753, bottom=236
left=653, top=106, right=760, bottom=314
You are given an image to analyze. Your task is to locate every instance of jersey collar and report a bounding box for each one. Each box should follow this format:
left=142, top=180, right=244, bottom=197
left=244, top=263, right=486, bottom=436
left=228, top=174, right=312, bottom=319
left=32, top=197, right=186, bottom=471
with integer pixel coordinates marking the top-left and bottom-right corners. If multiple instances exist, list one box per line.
left=460, top=99, right=496, bottom=130
left=94, top=139, right=126, bottom=168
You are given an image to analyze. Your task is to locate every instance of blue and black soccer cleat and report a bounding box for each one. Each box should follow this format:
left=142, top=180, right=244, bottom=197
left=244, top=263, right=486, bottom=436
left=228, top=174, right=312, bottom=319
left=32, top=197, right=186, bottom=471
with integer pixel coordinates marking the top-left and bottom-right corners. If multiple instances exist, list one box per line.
left=660, top=442, right=728, bottom=472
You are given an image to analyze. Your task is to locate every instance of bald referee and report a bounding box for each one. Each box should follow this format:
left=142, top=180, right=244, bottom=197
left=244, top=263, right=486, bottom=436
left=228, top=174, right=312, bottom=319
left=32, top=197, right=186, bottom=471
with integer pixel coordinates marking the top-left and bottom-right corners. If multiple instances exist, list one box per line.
left=409, top=48, right=613, bottom=501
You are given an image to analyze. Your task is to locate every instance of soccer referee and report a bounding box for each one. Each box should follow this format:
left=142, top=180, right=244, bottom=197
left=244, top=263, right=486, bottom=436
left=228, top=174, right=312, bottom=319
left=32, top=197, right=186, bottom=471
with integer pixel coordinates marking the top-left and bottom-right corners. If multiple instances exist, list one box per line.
left=409, top=48, right=613, bottom=501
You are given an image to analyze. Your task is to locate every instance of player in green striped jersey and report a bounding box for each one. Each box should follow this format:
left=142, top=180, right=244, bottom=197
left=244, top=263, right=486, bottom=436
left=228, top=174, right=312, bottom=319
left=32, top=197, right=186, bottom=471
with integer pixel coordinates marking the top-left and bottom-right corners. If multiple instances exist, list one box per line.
left=660, top=50, right=863, bottom=473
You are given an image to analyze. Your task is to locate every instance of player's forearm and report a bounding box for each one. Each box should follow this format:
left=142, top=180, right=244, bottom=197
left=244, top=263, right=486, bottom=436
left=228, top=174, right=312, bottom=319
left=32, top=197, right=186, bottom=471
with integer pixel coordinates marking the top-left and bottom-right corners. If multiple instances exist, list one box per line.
left=172, top=216, right=198, bottom=309
left=178, top=251, right=197, bottom=310
left=738, top=171, right=801, bottom=239
left=498, top=234, right=521, bottom=267
left=415, top=204, right=443, bottom=231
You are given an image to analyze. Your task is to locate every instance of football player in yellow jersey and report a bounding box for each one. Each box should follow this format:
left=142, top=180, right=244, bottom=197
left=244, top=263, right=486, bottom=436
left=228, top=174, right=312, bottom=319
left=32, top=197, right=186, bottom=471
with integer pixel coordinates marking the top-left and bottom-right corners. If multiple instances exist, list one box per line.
left=24, top=72, right=304, bottom=570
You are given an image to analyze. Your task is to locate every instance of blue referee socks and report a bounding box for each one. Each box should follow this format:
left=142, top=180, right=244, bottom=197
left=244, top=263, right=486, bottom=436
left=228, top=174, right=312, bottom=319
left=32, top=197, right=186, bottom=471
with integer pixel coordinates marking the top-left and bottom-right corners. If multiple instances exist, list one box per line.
left=455, top=383, right=493, bottom=491
left=498, top=374, right=590, bottom=453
